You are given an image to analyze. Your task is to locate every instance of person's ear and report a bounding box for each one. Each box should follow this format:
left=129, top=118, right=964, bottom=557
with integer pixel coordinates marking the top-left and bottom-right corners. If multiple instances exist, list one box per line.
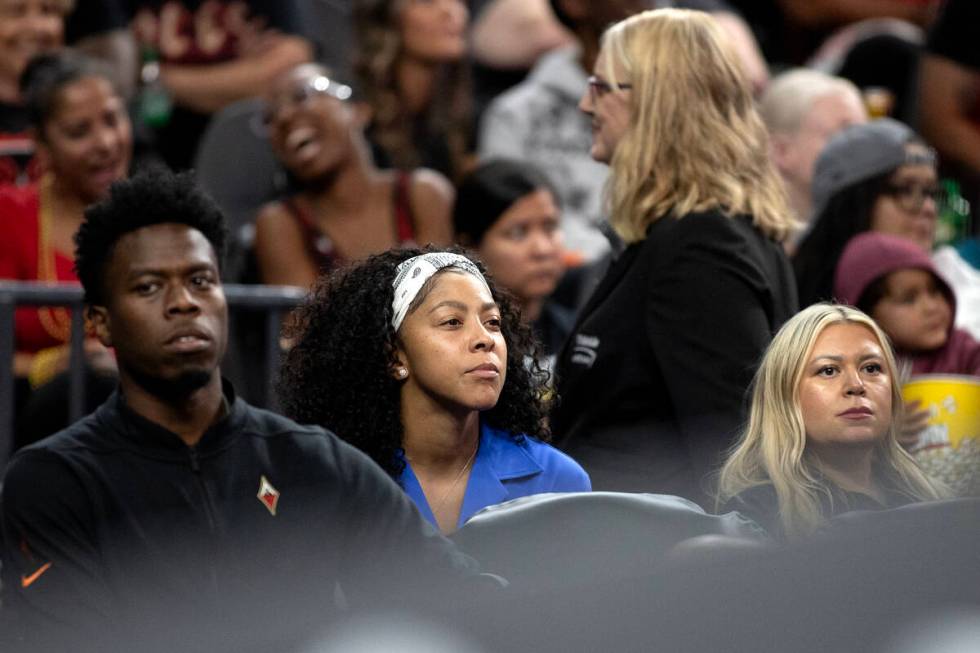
left=87, top=305, right=112, bottom=347
left=390, top=345, right=409, bottom=380
left=768, top=133, right=795, bottom=174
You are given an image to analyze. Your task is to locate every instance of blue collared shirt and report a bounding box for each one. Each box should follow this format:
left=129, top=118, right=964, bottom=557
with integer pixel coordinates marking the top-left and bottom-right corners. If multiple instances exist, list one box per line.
left=399, top=422, right=591, bottom=530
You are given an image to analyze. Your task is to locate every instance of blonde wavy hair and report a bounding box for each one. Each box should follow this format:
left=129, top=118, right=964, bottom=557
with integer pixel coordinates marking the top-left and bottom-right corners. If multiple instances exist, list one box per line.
left=601, top=9, right=794, bottom=244
left=716, top=303, right=945, bottom=539
left=353, top=0, right=470, bottom=178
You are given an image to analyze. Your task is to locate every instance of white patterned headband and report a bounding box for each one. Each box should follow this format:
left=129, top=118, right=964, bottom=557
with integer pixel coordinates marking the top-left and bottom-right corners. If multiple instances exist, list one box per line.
left=391, top=253, right=492, bottom=332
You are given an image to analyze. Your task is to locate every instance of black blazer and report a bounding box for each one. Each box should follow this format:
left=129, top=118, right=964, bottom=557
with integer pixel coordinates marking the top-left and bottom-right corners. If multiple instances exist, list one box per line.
left=552, top=210, right=798, bottom=505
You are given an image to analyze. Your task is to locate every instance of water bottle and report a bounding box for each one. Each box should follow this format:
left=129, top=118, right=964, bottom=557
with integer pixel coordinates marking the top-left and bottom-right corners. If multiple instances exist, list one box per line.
left=935, top=179, right=971, bottom=247
left=137, top=47, right=173, bottom=129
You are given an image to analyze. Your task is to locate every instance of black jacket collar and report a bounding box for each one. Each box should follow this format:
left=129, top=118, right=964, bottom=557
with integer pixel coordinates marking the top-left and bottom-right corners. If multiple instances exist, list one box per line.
left=98, top=378, right=246, bottom=461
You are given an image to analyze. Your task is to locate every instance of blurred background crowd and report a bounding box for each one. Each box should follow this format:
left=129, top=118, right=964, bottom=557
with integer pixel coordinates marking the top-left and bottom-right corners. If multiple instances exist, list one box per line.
left=3, top=0, right=978, bottom=443
left=1, top=2, right=980, bottom=651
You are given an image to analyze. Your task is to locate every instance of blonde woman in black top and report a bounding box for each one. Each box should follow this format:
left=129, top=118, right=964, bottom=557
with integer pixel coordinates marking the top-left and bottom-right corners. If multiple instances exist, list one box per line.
left=552, top=9, right=797, bottom=505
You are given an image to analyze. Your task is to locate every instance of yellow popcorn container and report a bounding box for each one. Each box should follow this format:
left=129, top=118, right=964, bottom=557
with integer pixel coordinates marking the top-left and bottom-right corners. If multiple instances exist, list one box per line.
left=901, top=375, right=980, bottom=450
left=902, top=375, right=980, bottom=496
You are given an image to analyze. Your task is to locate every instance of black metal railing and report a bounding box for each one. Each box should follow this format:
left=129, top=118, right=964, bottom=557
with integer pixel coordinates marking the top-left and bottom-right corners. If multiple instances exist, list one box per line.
left=0, top=281, right=306, bottom=469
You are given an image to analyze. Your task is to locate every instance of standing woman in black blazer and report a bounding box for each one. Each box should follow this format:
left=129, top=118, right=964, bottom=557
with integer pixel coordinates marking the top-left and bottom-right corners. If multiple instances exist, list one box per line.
left=552, top=9, right=798, bottom=506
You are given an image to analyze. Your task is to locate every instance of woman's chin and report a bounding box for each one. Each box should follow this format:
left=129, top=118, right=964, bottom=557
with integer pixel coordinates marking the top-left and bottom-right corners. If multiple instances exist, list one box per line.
left=590, top=145, right=611, bottom=165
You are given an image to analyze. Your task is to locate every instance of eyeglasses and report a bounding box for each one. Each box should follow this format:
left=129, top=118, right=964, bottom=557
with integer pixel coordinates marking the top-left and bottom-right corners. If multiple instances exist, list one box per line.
left=587, top=76, right=632, bottom=100
left=880, top=183, right=943, bottom=214
left=263, top=75, right=353, bottom=125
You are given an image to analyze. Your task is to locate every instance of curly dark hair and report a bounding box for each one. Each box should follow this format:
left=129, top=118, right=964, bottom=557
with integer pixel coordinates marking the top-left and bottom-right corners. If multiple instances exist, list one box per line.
left=278, top=246, right=551, bottom=478
left=75, top=168, right=227, bottom=305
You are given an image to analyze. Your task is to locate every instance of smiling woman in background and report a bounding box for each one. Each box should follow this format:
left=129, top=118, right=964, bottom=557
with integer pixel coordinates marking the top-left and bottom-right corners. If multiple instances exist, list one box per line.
left=254, top=63, right=453, bottom=289
left=278, top=248, right=589, bottom=533
left=717, top=304, right=945, bottom=540
left=0, top=51, right=130, bottom=434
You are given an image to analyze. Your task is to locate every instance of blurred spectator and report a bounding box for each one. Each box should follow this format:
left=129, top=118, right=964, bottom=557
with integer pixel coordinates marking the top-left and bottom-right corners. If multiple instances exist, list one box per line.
left=796, top=118, right=935, bottom=307
left=793, top=119, right=980, bottom=340
left=836, top=30, right=920, bottom=122
left=833, top=231, right=980, bottom=496
left=467, top=0, right=574, bottom=122
left=718, top=303, right=946, bottom=540
left=254, top=63, right=453, bottom=290
left=0, top=0, right=71, bottom=186
left=729, top=0, right=937, bottom=66
left=918, top=0, right=980, bottom=234
left=128, top=0, right=313, bottom=170
left=279, top=249, right=590, bottom=534
left=353, top=0, right=471, bottom=180
left=551, top=9, right=797, bottom=505
left=479, top=0, right=767, bottom=264
left=835, top=232, right=980, bottom=379
left=454, top=159, right=569, bottom=359
left=65, top=0, right=137, bottom=99
left=0, top=52, right=129, bottom=442
left=759, top=68, right=867, bottom=244
left=807, top=18, right=924, bottom=123
left=470, top=0, right=573, bottom=72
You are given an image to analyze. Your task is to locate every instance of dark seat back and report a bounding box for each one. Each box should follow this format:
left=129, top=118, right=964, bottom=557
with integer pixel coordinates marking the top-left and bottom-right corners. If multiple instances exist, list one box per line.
left=451, top=491, right=764, bottom=592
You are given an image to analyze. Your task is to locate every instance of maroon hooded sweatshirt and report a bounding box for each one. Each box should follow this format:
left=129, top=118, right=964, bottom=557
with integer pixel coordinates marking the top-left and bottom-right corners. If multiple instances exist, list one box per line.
left=834, top=232, right=980, bottom=377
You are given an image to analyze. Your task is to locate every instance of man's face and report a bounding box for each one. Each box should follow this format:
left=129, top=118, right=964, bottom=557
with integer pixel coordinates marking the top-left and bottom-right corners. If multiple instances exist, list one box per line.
left=91, top=223, right=227, bottom=398
left=774, top=92, right=868, bottom=197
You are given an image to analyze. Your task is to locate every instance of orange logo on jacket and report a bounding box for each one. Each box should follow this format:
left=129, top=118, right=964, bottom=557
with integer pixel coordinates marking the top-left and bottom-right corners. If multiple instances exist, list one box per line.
left=21, top=561, right=52, bottom=588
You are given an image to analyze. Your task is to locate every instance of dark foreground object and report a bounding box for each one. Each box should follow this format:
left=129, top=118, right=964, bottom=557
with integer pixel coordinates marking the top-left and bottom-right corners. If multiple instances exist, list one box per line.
left=452, top=497, right=980, bottom=653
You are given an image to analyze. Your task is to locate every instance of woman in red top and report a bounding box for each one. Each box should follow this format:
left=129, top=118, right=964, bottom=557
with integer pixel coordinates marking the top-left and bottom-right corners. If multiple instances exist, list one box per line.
left=0, top=51, right=131, bottom=386
left=254, top=63, right=454, bottom=290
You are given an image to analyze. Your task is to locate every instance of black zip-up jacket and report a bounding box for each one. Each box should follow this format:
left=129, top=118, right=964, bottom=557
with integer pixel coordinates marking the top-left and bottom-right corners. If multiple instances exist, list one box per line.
left=1, top=382, right=478, bottom=653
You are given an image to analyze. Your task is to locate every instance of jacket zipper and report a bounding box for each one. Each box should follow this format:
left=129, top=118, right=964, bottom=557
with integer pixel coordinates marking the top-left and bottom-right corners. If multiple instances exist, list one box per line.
left=188, top=446, right=220, bottom=591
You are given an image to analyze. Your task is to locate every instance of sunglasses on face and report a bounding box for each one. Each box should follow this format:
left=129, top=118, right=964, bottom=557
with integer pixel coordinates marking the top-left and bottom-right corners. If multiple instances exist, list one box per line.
left=587, top=76, right=632, bottom=101
left=880, top=183, right=943, bottom=214
left=263, top=75, right=353, bottom=126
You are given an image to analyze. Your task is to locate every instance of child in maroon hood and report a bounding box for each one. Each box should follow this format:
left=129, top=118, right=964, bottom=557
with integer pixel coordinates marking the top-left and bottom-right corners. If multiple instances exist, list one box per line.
left=836, top=232, right=980, bottom=495
left=835, top=232, right=980, bottom=377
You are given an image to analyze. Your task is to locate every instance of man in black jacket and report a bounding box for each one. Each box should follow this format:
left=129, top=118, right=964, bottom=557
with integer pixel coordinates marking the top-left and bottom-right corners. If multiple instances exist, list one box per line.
left=0, top=169, right=480, bottom=653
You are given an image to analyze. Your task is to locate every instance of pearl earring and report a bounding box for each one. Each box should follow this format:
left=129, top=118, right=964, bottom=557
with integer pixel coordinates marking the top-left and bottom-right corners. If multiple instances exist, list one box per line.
left=397, top=368, right=408, bottom=379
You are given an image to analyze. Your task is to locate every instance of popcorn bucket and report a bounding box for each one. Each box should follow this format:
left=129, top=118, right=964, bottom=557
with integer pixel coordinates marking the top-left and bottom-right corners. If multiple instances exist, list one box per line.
left=901, top=374, right=980, bottom=496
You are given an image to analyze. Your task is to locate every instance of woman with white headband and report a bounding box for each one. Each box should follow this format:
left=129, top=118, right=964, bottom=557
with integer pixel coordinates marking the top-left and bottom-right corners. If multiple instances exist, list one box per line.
left=278, top=247, right=590, bottom=533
